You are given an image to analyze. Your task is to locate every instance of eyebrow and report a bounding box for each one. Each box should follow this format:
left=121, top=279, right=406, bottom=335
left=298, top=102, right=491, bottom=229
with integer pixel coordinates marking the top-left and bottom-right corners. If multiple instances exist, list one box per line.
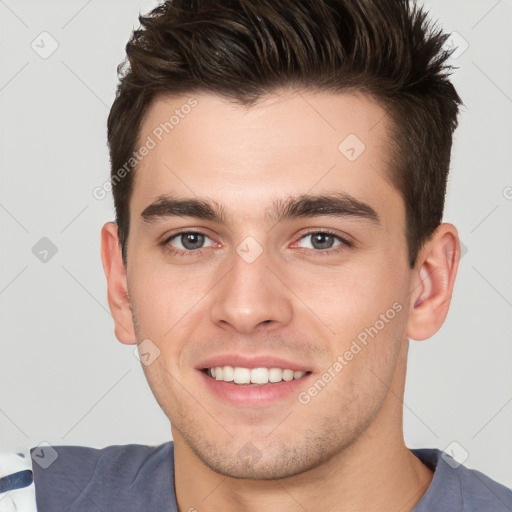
left=140, top=192, right=380, bottom=225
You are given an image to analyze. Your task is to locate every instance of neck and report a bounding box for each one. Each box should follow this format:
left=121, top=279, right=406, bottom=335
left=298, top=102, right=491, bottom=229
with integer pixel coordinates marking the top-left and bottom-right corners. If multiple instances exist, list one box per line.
left=173, top=342, right=433, bottom=512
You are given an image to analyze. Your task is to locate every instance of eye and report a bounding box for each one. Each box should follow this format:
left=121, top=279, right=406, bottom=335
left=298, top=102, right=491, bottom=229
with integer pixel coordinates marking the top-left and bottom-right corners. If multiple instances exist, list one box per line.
left=167, top=231, right=213, bottom=252
left=295, top=231, right=351, bottom=251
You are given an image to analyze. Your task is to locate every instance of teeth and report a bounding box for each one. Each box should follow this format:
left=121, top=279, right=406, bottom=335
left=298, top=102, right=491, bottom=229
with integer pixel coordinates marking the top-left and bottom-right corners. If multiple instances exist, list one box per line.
left=250, top=367, right=268, bottom=384
left=282, top=369, right=294, bottom=381
left=234, top=367, right=251, bottom=384
left=268, top=367, right=282, bottom=382
left=206, top=366, right=307, bottom=385
left=222, top=365, right=234, bottom=382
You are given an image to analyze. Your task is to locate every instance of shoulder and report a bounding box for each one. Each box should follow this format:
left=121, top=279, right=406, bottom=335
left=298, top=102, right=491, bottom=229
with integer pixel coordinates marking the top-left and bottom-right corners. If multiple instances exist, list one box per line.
left=411, top=448, right=512, bottom=512
left=29, top=441, right=176, bottom=511
left=453, top=462, right=512, bottom=511
left=29, top=440, right=173, bottom=474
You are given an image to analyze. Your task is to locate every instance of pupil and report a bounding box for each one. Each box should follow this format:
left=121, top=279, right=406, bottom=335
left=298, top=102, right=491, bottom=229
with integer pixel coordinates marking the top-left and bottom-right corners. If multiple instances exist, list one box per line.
left=312, top=233, right=334, bottom=250
left=182, top=233, right=204, bottom=250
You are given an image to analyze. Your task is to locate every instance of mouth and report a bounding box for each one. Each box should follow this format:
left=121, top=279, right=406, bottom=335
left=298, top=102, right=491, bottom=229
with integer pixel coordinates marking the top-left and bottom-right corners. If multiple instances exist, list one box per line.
left=198, top=366, right=314, bottom=407
left=195, top=354, right=314, bottom=407
left=201, top=366, right=312, bottom=385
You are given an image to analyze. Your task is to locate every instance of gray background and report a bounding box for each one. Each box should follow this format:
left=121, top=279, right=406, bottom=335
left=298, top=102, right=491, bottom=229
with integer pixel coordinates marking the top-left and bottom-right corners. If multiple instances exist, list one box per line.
left=1, top=0, right=511, bottom=488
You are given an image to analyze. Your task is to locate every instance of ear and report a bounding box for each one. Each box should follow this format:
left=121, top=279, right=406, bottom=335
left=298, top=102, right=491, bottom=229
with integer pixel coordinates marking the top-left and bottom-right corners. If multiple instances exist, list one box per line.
left=406, top=223, right=460, bottom=341
left=100, top=222, right=136, bottom=345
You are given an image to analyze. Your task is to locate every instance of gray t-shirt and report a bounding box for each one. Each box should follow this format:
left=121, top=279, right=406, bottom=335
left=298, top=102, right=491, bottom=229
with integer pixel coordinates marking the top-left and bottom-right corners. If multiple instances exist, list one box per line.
left=23, top=442, right=512, bottom=511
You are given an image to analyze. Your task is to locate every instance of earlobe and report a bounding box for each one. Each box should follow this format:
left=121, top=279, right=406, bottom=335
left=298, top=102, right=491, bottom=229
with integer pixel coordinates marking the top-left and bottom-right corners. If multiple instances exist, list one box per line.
left=406, top=223, right=460, bottom=341
left=100, top=222, right=137, bottom=345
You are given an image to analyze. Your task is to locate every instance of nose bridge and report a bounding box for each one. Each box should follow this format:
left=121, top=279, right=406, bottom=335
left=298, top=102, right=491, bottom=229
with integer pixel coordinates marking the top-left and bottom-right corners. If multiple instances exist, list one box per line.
left=209, top=240, right=293, bottom=333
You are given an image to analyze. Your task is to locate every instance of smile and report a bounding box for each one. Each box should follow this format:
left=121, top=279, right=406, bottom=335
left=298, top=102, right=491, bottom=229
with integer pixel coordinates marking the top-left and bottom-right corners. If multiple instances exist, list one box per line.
left=204, top=366, right=310, bottom=385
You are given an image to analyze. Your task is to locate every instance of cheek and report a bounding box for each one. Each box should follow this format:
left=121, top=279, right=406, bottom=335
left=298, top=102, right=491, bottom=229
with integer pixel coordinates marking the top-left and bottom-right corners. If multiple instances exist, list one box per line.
left=128, top=259, right=208, bottom=337
left=288, top=256, right=405, bottom=334
left=295, top=256, right=408, bottom=382
left=139, top=357, right=187, bottom=423
left=299, top=302, right=406, bottom=427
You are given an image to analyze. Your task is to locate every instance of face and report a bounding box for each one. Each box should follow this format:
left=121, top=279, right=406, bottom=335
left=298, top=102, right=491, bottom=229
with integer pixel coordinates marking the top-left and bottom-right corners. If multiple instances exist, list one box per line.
left=124, top=90, right=413, bottom=478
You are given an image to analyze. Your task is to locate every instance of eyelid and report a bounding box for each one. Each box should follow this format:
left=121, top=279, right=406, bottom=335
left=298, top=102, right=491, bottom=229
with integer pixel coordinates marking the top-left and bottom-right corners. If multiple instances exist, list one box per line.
left=295, top=232, right=340, bottom=248
left=161, top=227, right=213, bottom=243
left=161, top=228, right=353, bottom=256
left=290, top=229, right=353, bottom=251
left=161, top=229, right=217, bottom=254
left=168, top=231, right=213, bottom=249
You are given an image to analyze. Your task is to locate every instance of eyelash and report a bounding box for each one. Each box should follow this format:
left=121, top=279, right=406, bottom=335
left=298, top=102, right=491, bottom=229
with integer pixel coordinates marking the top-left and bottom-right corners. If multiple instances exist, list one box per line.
left=160, top=229, right=353, bottom=257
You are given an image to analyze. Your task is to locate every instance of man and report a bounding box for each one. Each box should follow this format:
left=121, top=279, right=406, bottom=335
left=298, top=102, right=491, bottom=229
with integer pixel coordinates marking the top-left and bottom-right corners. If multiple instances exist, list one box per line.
left=2, top=0, right=511, bottom=510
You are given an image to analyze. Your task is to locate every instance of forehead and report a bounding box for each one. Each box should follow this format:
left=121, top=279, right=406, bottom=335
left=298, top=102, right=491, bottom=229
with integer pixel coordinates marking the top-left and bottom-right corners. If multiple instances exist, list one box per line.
left=130, top=90, right=402, bottom=227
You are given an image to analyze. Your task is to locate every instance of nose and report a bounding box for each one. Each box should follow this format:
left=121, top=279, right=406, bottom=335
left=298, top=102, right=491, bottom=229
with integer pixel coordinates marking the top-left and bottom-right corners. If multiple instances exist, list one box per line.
left=209, top=246, right=293, bottom=334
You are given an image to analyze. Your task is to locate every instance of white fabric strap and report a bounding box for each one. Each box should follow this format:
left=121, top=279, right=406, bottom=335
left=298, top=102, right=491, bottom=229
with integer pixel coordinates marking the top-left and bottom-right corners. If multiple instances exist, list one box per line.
left=0, top=449, right=37, bottom=512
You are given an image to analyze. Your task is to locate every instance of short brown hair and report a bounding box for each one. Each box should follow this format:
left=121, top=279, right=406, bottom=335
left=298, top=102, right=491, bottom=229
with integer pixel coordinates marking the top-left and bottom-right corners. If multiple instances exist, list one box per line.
left=107, top=0, right=462, bottom=267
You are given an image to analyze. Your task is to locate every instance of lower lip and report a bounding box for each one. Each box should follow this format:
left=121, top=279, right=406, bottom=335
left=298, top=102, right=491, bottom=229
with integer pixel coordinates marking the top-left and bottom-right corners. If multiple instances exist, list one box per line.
left=197, top=370, right=313, bottom=408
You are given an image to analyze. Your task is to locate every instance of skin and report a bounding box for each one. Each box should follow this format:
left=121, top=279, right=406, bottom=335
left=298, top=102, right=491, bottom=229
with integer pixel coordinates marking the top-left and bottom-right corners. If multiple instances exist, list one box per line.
left=101, top=90, right=460, bottom=512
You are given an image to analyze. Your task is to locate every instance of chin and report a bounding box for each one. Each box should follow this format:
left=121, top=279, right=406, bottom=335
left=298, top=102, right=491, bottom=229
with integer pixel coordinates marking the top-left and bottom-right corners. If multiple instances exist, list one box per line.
left=188, top=436, right=335, bottom=481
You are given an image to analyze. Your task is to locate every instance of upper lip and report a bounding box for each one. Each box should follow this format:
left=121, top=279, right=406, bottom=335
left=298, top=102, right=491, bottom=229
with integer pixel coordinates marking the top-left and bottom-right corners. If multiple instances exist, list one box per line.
left=196, top=353, right=313, bottom=372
